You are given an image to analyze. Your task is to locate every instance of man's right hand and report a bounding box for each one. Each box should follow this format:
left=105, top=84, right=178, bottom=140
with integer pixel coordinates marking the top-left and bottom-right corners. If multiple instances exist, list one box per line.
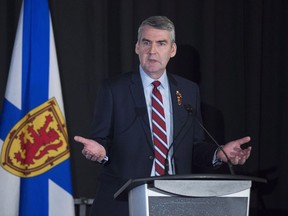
left=74, top=136, right=107, bottom=162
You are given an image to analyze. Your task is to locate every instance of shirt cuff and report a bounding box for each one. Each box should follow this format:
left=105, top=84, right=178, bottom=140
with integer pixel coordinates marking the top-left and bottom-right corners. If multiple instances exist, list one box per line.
left=212, top=146, right=223, bottom=166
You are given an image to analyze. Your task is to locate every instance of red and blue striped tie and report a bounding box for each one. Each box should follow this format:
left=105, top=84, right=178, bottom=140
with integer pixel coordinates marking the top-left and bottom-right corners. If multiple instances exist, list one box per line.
left=152, top=81, right=168, bottom=176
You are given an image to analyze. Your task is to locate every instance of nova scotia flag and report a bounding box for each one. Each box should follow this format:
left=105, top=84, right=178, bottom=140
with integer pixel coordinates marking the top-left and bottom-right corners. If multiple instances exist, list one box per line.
left=0, top=0, right=75, bottom=215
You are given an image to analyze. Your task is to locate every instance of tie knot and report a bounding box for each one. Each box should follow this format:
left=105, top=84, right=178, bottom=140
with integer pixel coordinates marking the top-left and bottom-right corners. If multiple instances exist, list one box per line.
left=152, top=81, right=161, bottom=88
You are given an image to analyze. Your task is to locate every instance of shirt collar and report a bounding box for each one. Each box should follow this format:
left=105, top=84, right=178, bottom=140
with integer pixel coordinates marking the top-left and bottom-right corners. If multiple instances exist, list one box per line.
left=139, top=65, right=169, bottom=89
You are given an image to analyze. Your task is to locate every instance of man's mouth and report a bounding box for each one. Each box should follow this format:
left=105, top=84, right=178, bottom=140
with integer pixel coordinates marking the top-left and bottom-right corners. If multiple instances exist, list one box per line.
left=148, top=59, right=159, bottom=63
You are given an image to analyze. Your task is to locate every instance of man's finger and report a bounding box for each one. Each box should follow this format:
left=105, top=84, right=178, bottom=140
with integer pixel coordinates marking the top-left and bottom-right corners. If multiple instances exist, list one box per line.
left=74, top=136, right=89, bottom=146
left=237, top=136, right=251, bottom=145
left=91, top=156, right=99, bottom=161
left=245, top=146, right=252, bottom=157
left=238, top=156, right=247, bottom=165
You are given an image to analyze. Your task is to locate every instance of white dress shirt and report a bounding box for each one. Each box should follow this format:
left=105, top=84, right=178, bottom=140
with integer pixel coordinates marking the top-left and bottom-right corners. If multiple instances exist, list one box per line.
left=139, top=66, right=176, bottom=176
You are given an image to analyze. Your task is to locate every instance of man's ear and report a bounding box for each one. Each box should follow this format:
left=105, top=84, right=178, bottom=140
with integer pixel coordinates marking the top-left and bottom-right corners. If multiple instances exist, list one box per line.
left=170, top=43, right=177, bottom=58
left=135, top=42, right=139, bottom=55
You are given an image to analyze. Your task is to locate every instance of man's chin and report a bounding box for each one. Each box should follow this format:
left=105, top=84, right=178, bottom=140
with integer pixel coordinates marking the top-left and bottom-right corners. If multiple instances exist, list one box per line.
left=145, top=70, right=165, bottom=78
left=147, top=66, right=163, bottom=73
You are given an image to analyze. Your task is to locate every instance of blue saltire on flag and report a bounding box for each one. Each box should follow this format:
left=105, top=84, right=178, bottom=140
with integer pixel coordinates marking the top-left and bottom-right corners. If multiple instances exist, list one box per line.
left=0, top=0, right=75, bottom=215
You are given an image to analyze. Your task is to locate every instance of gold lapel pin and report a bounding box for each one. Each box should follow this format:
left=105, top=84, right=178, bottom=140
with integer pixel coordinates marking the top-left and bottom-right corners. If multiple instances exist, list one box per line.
left=176, top=90, right=182, bottom=106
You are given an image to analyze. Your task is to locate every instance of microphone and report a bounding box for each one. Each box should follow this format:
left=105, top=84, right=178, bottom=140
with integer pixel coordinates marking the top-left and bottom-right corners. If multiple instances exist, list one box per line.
left=184, top=104, right=235, bottom=175
left=164, top=108, right=194, bottom=175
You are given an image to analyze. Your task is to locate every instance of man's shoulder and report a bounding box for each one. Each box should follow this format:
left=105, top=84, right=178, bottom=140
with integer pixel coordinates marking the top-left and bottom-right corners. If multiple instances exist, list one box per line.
left=101, top=71, right=139, bottom=87
left=169, top=73, right=199, bottom=89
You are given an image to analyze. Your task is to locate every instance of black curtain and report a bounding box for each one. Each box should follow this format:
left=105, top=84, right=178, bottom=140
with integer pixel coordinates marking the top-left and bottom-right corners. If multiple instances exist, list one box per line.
left=0, top=0, right=287, bottom=215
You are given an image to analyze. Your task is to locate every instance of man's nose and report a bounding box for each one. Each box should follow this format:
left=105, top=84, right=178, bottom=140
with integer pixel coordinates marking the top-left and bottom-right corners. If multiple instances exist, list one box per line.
left=149, top=43, right=157, bottom=54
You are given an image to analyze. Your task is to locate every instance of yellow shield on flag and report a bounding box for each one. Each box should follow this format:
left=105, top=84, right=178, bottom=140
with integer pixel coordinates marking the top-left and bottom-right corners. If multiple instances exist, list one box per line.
left=0, top=97, right=70, bottom=177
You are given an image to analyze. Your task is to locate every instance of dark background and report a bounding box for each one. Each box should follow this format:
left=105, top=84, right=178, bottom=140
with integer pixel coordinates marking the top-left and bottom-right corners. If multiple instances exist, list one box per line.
left=0, top=0, right=287, bottom=215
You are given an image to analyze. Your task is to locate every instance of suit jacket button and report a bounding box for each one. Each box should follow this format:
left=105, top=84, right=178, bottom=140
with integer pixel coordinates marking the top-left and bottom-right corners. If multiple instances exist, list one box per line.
left=149, top=156, right=154, bottom=160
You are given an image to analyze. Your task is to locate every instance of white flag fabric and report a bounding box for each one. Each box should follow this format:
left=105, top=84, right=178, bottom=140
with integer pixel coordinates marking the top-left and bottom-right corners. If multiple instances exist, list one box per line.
left=0, top=0, right=75, bottom=215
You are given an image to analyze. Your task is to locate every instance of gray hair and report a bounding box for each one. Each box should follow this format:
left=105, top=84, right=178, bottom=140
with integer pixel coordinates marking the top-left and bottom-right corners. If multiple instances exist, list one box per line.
left=137, top=16, right=176, bottom=43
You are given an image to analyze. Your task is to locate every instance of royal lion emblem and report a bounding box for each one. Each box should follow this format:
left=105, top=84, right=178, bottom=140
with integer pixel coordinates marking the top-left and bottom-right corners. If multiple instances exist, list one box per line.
left=0, top=97, right=70, bottom=177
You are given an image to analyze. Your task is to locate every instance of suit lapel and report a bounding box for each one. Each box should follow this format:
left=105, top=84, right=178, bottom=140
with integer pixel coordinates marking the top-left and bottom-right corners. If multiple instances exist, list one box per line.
left=168, top=74, right=187, bottom=149
left=129, top=72, right=154, bottom=150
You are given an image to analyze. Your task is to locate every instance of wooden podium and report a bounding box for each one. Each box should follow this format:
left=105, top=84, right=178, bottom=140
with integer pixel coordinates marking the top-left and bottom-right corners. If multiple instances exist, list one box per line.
left=114, top=174, right=266, bottom=216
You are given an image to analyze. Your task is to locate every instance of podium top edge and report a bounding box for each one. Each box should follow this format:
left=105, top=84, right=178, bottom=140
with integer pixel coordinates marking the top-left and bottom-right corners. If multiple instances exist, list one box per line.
left=114, top=174, right=267, bottom=199
left=132, top=174, right=267, bottom=184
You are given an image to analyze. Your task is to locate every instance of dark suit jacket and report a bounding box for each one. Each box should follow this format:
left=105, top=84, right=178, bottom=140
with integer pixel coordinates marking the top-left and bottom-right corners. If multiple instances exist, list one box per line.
left=89, top=70, right=217, bottom=216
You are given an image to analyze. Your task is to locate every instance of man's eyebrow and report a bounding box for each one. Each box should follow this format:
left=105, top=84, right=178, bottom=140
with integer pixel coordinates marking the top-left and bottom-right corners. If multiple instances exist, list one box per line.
left=141, top=38, right=151, bottom=42
left=141, top=38, right=168, bottom=43
left=157, top=39, right=168, bottom=43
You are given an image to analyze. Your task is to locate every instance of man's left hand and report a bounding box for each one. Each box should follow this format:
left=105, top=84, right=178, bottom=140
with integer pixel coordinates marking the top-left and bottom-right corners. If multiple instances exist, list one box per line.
left=217, top=136, right=252, bottom=165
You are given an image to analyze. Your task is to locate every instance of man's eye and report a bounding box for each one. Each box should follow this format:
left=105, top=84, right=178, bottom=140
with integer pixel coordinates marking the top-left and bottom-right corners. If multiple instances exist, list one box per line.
left=143, top=41, right=150, bottom=46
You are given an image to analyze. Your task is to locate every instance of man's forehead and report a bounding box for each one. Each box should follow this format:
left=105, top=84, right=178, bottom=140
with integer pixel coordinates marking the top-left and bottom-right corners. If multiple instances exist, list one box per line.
left=141, top=37, right=169, bottom=42
left=140, top=27, right=171, bottom=41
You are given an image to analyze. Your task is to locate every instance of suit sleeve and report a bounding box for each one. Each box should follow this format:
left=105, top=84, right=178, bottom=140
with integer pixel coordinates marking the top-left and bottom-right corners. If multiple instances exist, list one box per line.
left=89, top=79, right=114, bottom=152
left=191, top=85, right=218, bottom=167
